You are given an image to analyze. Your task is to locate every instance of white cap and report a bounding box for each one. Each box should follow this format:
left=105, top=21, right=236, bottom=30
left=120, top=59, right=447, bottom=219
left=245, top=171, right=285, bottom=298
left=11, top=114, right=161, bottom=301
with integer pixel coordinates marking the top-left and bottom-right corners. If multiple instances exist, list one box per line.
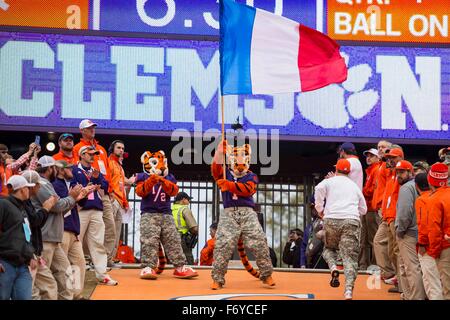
left=363, top=148, right=379, bottom=158
left=38, top=155, right=56, bottom=168
left=7, top=175, right=35, bottom=191
left=21, top=170, right=42, bottom=185
left=79, top=119, right=98, bottom=129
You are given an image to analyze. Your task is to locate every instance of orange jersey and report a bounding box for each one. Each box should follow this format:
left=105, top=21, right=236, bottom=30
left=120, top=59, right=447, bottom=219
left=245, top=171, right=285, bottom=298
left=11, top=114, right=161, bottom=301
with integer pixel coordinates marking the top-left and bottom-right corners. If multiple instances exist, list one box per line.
left=73, top=139, right=110, bottom=183
left=0, top=164, right=12, bottom=197
left=109, top=154, right=129, bottom=209
left=415, top=191, right=432, bottom=251
left=381, top=170, right=399, bottom=224
left=200, top=238, right=215, bottom=266
left=371, top=162, right=389, bottom=210
left=428, top=186, right=450, bottom=259
left=52, top=150, right=77, bottom=165
left=363, top=162, right=381, bottom=212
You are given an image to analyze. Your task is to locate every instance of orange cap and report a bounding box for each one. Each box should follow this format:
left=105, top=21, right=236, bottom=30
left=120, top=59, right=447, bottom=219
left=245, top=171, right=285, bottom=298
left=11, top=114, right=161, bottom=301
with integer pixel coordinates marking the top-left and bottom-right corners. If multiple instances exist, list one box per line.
left=335, top=159, right=351, bottom=173
left=394, top=160, right=413, bottom=172
left=385, top=148, right=404, bottom=159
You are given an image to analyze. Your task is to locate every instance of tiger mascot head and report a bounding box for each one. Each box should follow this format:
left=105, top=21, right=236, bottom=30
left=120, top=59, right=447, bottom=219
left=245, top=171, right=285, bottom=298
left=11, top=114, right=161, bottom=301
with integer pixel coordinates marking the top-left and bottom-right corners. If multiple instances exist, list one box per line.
left=226, top=144, right=252, bottom=178
left=140, top=150, right=168, bottom=177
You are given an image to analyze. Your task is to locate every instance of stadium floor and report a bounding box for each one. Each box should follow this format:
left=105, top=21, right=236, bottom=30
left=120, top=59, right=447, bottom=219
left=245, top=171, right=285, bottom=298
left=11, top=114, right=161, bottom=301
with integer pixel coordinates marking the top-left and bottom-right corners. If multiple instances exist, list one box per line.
left=91, top=268, right=400, bottom=300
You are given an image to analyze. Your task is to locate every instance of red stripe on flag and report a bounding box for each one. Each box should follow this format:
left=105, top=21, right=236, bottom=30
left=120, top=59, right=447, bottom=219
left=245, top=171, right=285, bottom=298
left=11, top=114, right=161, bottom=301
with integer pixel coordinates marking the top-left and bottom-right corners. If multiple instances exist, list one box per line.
left=298, top=25, right=348, bottom=92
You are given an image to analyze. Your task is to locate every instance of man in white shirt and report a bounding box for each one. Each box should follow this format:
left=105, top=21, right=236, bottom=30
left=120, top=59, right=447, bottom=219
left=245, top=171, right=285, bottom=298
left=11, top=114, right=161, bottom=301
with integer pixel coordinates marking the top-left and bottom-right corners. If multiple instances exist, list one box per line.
left=338, top=142, right=363, bottom=190
left=315, top=159, right=367, bottom=300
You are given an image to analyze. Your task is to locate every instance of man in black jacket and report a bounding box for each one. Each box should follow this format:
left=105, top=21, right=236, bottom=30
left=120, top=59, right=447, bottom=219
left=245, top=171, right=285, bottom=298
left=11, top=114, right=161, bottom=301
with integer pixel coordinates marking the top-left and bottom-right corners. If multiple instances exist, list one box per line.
left=282, top=228, right=303, bottom=268
left=0, top=175, right=47, bottom=300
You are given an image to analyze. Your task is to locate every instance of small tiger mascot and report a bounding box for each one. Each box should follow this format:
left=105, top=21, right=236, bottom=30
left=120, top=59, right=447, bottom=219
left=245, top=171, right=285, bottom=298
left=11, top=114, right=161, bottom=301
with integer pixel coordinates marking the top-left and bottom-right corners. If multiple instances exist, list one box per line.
left=136, top=150, right=198, bottom=280
left=210, top=140, right=275, bottom=289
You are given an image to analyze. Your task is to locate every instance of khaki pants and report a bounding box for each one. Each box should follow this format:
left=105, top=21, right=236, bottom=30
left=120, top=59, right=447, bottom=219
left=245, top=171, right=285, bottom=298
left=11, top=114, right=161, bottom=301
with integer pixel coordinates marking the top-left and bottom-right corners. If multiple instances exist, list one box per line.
left=373, top=220, right=395, bottom=279
left=111, top=198, right=123, bottom=261
left=60, top=231, right=86, bottom=299
left=418, top=252, right=443, bottom=300
left=359, top=211, right=381, bottom=268
left=437, top=247, right=450, bottom=300
left=31, top=258, right=57, bottom=300
left=102, top=195, right=116, bottom=264
left=397, top=235, right=426, bottom=300
left=79, top=209, right=108, bottom=280
left=37, top=242, right=73, bottom=300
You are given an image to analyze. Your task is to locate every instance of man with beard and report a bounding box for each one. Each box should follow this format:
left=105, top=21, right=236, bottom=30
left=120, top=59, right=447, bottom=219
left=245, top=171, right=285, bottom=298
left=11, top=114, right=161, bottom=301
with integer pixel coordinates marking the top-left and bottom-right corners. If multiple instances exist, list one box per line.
left=394, top=160, right=426, bottom=300
left=31, top=156, right=83, bottom=300
left=53, top=133, right=76, bottom=165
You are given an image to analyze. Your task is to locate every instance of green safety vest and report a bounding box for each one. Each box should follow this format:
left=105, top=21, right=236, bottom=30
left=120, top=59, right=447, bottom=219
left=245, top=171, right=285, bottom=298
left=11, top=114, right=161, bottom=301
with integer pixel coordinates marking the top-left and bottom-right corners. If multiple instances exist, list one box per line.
left=172, top=203, right=189, bottom=235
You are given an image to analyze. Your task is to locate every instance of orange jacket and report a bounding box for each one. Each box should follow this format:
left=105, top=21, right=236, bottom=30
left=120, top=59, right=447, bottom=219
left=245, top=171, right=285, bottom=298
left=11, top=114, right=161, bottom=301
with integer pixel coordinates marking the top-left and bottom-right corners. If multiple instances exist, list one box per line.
left=53, top=150, right=77, bottom=165
left=200, top=238, right=216, bottom=266
left=381, top=170, right=400, bottom=224
left=0, top=164, right=12, bottom=197
left=371, top=162, right=389, bottom=210
left=73, top=139, right=110, bottom=183
left=415, top=191, right=432, bottom=251
left=108, top=154, right=129, bottom=210
left=363, top=162, right=381, bottom=212
left=428, top=186, right=450, bottom=259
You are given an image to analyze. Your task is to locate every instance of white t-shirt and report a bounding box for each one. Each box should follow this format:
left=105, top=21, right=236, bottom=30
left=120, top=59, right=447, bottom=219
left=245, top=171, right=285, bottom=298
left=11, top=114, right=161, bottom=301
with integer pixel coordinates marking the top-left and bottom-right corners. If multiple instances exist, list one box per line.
left=314, top=175, right=367, bottom=221
left=347, top=156, right=363, bottom=191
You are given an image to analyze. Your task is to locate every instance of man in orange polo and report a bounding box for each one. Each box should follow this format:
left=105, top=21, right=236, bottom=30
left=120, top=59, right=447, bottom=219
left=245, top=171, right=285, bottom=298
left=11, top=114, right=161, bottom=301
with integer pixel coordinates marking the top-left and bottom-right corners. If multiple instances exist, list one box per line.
left=73, top=119, right=116, bottom=268
left=108, top=140, right=133, bottom=265
left=427, top=163, right=450, bottom=300
left=380, top=147, right=404, bottom=294
left=360, top=148, right=381, bottom=270
left=372, top=140, right=396, bottom=282
left=53, top=133, right=76, bottom=165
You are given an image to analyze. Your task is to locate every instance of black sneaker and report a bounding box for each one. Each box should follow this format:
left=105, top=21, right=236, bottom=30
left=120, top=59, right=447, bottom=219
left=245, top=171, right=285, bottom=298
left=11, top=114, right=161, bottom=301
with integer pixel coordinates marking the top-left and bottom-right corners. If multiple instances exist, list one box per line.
left=330, top=269, right=340, bottom=288
left=388, top=285, right=400, bottom=293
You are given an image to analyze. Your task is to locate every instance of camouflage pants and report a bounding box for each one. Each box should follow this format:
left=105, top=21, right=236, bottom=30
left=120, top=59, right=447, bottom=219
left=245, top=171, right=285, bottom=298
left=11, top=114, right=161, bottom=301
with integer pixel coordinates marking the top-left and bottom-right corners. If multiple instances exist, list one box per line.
left=323, top=218, right=361, bottom=291
left=212, top=207, right=273, bottom=284
left=140, top=213, right=187, bottom=268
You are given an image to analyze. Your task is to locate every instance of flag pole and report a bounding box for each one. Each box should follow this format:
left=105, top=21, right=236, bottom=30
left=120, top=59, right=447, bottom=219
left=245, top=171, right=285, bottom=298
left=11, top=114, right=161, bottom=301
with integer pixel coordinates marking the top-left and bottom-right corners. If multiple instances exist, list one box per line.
left=221, top=95, right=226, bottom=178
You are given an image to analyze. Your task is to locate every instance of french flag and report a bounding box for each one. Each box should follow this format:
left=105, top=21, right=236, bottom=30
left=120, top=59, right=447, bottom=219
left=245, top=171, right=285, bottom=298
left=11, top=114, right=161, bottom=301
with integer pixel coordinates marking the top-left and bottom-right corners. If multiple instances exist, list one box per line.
left=220, top=0, right=348, bottom=95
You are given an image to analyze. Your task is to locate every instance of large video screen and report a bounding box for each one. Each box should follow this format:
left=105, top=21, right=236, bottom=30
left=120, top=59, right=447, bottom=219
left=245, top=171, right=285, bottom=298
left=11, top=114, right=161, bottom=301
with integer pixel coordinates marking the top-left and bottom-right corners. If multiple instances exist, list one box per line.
left=0, top=31, right=448, bottom=141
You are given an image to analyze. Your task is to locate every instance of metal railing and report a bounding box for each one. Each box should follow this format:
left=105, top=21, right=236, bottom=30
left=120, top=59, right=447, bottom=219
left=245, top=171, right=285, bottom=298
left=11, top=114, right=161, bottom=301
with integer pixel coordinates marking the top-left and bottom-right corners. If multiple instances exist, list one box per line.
left=122, top=176, right=311, bottom=267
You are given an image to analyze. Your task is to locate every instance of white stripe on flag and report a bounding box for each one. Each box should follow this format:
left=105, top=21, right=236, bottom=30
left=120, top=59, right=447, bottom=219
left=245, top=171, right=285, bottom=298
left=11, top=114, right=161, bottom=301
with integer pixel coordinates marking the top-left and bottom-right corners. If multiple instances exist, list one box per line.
left=250, top=9, right=301, bottom=95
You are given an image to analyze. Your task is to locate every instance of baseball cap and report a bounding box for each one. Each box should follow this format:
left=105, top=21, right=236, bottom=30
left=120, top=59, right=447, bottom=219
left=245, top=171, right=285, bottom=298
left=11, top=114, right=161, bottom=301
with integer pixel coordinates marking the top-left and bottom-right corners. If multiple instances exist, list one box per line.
left=55, top=160, right=74, bottom=169
left=427, top=163, right=449, bottom=187
left=21, top=170, right=42, bottom=185
left=38, top=155, right=56, bottom=168
left=413, top=161, right=430, bottom=172
left=79, top=119, right=98, bottom=130
left=58, top=133, right=74, bottom=142
left=78, top=146, right=100, bottom=157
left=384, top=148, right=404, bottom=159
left=174, top=192, right=193, bottom=202
left=335, top=158, right=351, bottom=173
left=7, top=175, right=35, bottom=191
left=394, top=160, right=413, bottom=172
left=338, top=142, right=356, bottom=153
left=363, top=148, right=379, bottom=158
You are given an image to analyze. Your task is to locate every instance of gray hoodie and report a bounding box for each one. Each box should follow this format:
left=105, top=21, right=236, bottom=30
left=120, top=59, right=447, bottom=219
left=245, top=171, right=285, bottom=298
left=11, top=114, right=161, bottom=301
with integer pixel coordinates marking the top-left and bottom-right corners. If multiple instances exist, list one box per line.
left=395, top=179, right=419, bottom=239
left=31, top=177, right=76, bottom=243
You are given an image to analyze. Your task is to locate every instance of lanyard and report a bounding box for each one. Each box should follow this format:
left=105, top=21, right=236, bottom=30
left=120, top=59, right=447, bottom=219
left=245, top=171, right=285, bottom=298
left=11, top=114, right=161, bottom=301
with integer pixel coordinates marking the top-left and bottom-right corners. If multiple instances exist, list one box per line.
left=78, top=163, right=93, bottom=183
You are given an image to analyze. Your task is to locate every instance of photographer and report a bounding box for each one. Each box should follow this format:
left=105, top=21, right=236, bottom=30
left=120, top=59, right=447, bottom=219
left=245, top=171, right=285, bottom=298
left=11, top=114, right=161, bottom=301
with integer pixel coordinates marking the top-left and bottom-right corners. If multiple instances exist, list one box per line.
left=172, top=192, right=198, bottom=265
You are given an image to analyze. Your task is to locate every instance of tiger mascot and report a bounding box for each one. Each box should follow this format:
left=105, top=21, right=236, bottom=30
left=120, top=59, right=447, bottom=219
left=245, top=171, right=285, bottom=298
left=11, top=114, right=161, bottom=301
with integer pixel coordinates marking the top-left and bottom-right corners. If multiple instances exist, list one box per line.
left=136, top=150, right=198, bottom=280
left=210, top=140, right=275, bottom=289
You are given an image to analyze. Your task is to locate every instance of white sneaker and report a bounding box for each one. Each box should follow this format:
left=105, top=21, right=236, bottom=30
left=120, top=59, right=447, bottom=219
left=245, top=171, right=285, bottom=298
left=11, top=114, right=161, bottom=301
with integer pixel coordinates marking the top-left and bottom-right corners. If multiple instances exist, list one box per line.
left=98, top=275, right=118, bottom=286
left=140, top=267, right=157, bottom=280
left=344, top=290, right=353, bottom=300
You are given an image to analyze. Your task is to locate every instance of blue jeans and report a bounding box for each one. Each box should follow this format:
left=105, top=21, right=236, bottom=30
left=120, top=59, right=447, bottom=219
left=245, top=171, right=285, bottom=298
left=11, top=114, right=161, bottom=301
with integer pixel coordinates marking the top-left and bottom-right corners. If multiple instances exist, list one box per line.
left=0, top=259, right=32, bottom=300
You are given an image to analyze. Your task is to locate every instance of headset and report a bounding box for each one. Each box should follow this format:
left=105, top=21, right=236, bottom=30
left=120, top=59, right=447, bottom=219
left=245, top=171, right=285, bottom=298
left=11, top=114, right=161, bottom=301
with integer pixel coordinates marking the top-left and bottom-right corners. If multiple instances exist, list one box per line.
left=108, top=140, right=125, bottom=155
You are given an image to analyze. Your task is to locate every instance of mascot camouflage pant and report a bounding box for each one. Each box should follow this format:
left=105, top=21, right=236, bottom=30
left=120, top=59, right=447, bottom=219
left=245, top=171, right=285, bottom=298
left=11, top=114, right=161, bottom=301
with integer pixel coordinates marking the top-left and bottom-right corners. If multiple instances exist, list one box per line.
left=212, top=207, right=273, bottom=284
left=322, top=218, right=361, bottom=291
left=140, top=213, right=186, bottom=268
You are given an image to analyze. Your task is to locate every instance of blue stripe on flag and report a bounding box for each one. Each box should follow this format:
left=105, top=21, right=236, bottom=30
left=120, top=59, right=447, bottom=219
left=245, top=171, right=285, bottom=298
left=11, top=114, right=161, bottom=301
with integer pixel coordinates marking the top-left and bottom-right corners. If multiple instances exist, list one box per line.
left=220, top=0, right=255, bottom=95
